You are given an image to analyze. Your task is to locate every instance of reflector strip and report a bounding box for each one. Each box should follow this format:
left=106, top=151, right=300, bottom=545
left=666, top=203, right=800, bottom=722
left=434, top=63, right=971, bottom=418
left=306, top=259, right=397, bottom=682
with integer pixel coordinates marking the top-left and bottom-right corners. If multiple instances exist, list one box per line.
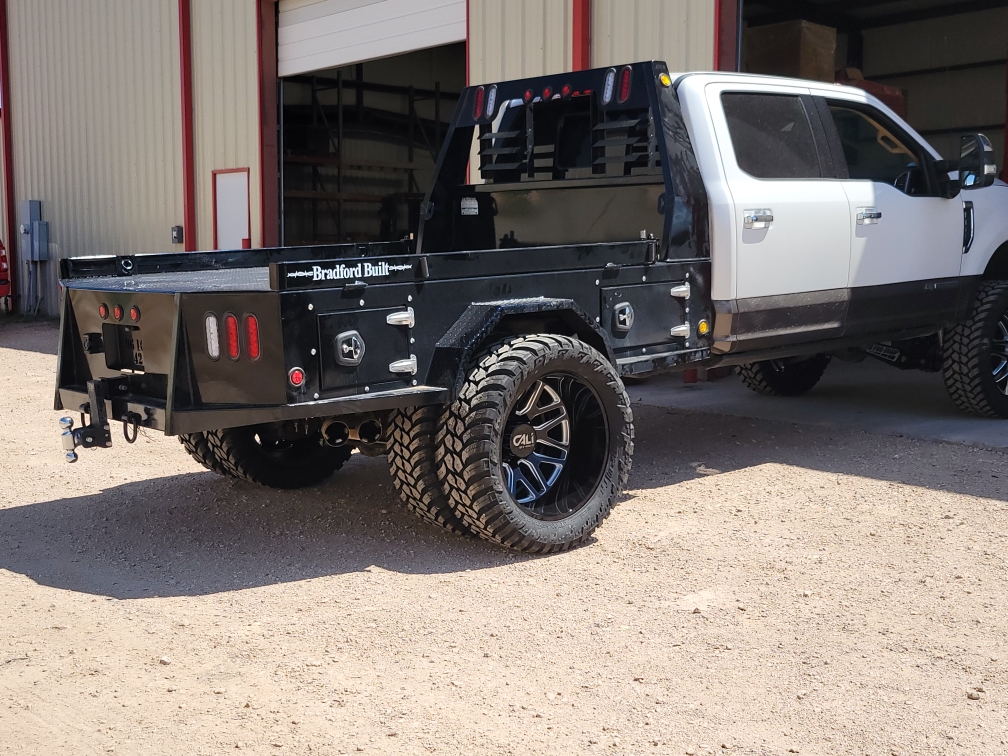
left=223, top=313, right=240, bottom=360
left=205, top=313, right=220, bottom=360
left=244, top=314, right=261, bottom=360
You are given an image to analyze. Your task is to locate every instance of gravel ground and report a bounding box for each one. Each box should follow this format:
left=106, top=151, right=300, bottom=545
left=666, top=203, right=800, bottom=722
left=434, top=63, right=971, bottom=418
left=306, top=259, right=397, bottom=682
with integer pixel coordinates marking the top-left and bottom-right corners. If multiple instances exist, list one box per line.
left=1, top=320, right=1007, bottom=756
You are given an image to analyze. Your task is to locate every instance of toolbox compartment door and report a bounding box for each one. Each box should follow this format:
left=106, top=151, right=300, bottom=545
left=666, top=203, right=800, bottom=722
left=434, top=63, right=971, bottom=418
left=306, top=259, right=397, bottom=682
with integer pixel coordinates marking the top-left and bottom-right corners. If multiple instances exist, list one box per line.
left=600, top=283, right=686, bottom=353
left=318, top=307, right=411, bottom=390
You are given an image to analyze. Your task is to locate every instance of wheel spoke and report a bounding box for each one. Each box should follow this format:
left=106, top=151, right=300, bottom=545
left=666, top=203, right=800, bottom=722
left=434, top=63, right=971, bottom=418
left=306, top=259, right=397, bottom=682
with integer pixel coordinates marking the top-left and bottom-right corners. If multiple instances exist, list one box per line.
left=516, top=381, right=546, bottom=418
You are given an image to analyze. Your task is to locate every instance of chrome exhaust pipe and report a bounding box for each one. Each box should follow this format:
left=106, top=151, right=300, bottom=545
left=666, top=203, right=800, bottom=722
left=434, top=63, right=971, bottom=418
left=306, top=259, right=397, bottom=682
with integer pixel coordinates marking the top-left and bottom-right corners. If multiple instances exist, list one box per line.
left=357, top=419, right=382, bottom=445
left=321, top=420, right=350, bottom=447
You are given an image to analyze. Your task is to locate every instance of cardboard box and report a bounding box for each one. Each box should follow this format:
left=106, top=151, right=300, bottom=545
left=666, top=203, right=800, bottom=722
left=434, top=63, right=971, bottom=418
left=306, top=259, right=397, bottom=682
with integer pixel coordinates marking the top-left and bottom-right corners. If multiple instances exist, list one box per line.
left=744, top=20, right=837, bottom=83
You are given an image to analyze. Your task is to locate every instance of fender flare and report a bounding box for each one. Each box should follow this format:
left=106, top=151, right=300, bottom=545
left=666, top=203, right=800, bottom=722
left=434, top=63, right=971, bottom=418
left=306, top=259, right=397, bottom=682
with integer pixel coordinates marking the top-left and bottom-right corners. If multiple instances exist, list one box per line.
left=425, top=297, right=614, bottom=401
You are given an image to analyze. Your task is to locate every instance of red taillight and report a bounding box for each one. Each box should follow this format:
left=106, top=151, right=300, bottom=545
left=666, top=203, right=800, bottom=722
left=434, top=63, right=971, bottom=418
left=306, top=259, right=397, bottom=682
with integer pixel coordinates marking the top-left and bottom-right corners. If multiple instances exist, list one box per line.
left=542, top=86, right=552, bottom=100
left=523, top=89, right=533, bottom=103
left=98, top=303, right=108, bottom=319
left=113, top=305, right=123, bottom=321
left=223, top=313, right=240, bottom=360
left=617, top=66, right=632, bottom=103
left=129, top=305, right=141, bottom=323
left=472, top=86, right=484, bottom=119
left=244, top=314, right=260, bottom=360
left=288, top=367, right=305, bottom=387
left=561, top=83, right=571, bottom=98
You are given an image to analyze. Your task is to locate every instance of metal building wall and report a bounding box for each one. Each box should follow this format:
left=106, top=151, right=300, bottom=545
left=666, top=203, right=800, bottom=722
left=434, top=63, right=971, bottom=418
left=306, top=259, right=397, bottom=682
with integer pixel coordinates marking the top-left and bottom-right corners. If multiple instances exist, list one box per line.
left=190, top=0, right=263, bottom=252
left=6, top=0, right=185, bottom=316
left=468, top=0, right=572, bottom=84
left=591, top=0, right=715, bottom=73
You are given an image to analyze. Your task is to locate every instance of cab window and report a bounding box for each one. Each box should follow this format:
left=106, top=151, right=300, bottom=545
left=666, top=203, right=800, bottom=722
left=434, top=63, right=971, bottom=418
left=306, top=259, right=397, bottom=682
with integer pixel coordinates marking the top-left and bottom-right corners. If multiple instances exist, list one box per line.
left=721, top=93, right=822, bottom=179
left=827, top=103, right=928, bottom=195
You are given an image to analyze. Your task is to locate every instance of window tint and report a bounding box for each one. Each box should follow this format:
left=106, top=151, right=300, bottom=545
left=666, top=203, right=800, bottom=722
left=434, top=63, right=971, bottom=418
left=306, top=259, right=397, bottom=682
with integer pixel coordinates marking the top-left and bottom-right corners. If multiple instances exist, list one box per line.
left=721, top=93, right=821, bottom=179
left=827, top=104, right=923, bottom=192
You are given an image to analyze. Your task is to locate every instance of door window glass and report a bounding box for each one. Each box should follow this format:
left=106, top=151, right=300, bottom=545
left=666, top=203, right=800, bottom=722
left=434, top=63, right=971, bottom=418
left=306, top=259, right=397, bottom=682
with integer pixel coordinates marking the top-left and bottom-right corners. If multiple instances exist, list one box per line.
left=827, top=104, right=926, bottom=194
left=720, top=93, right=821, bottom=179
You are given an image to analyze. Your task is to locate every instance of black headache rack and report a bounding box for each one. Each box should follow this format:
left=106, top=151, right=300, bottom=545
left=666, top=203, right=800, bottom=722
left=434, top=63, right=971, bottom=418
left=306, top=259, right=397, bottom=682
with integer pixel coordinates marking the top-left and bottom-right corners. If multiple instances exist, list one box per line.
left=55, top=62, right=713, bottom=446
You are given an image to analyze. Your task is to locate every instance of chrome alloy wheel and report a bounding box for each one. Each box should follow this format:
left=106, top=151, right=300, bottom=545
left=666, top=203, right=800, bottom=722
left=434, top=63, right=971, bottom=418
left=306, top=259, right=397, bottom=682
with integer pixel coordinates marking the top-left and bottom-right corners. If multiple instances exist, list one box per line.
left=993, top=312, right=1008, bottom=395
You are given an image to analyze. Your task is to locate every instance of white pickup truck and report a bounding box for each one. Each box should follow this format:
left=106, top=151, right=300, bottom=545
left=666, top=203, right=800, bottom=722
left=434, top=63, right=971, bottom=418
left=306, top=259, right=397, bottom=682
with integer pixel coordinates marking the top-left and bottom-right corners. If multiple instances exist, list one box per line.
left=674, top=72, right=1007, bottom=417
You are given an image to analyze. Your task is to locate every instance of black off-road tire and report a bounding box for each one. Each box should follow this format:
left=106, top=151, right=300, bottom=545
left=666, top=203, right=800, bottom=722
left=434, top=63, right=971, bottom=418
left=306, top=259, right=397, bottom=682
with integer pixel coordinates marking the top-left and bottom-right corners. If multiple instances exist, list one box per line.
left=738, top=354, right=831, bottom=397
left=942, top=280, right=1008, bottom=418
left=205, top=426, right=352, bottom=489
left=436, top=334, right=634, bottom=554
left=387, top=406, right=469, bottom=535
left=179, top=432, right=232, bottom=477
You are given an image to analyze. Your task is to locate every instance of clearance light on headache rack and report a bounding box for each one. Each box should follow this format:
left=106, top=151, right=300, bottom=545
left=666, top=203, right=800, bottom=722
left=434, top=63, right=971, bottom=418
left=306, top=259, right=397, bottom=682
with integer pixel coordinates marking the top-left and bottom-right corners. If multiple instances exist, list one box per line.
left=542, top=86, right=552, bottom=100
left=472, top=86, right=485, bottom=119
left=223, top=312, right=240, bottom=360
left=523, top=88, right=533, bottom=103
left=659, top=72, right=672, bottom=87
left=485, top=85, right=497, bottom=117
left=602, top=68, right=616, bottom=105
left=561, top=83, right=572, bottom=98
left=617, top=65, right=632, bottom=103
left=205, top=313, right=220, bottom=361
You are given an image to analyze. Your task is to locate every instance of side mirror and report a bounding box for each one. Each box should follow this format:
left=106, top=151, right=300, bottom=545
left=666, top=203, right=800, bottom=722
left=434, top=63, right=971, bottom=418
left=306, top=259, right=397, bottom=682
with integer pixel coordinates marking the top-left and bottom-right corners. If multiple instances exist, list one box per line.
left=960, top=133, right=997, bottom=190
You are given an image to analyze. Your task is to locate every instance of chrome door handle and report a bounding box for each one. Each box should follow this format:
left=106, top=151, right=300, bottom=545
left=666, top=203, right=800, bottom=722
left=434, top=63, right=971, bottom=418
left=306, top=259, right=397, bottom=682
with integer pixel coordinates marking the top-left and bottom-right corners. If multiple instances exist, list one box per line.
left=856, top=207, right=882, bottom=225
left=743, top=209, right=773, bottom=229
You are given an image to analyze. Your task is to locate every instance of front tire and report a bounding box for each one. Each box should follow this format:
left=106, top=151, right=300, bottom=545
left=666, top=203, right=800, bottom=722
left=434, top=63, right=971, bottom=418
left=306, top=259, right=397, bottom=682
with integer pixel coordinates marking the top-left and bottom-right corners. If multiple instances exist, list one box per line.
left=205, top=425, right=352, bottom=489
left=738, top=354, right=831, bottom=397
left=943, top=281, right=1008, bottom=418
left=436, top=335, right=633, bottom=553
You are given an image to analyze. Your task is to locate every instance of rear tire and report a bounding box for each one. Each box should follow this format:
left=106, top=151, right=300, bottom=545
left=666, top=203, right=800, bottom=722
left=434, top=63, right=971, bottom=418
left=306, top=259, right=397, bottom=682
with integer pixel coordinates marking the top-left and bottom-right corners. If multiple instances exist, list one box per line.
left=738, top=354, right=831, bottom=397
left=436, top=335, right=633, bottom=553
left=205, top=425, right=352, bottom=489
left=942, top=280, right=1008, bottom=418
left=179, top=432, right=232, bottom=477
left=387, top=406, right=469, bottom=535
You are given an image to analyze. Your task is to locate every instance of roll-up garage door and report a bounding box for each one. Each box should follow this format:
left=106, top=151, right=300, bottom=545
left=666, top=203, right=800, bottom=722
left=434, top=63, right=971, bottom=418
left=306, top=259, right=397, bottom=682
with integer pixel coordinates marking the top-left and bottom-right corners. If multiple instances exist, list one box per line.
left=278, top=0, right=466, bottom=77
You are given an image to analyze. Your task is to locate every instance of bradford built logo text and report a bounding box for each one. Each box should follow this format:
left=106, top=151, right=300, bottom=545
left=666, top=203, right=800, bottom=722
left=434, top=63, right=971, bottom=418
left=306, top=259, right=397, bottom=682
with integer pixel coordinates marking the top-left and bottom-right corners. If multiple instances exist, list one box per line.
left=287, top=261, right=412, bottom=282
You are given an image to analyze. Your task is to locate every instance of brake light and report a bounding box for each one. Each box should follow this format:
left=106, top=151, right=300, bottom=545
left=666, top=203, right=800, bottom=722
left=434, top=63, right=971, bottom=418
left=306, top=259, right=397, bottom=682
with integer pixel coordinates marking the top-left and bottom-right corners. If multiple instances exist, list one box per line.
left=129, top=305, right=141, bottom=323
left=244, top=314, right=260, bottom=360
left=602, top=68, right=616, bottom=104
left=205, top=313, right=220, bottom=360
left=223, top=313, right=240, bottom=360
left=485, top=85, right=497, bottom=117
left=473, top=86, right=485, bottom=119
left=98, top=303, right=108, bottom=319
left=288, top=367, right=305, bottom=387
left=617, top=66, right=632, bottom=103
left=113, top=305, right=123, bottom=321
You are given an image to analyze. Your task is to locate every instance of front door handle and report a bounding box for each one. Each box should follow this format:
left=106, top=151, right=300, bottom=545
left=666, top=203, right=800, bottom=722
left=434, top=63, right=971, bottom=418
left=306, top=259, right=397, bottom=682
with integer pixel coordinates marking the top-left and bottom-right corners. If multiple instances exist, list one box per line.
left=856, top=207, right=882, bottom=225
left=743, top=209, right=773, bottom=229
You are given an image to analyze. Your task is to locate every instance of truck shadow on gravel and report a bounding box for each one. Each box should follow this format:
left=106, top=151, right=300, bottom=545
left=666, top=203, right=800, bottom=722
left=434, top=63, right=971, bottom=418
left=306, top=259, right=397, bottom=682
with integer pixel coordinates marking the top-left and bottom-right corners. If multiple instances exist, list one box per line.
left=2, top=406, right=1004, bottom=600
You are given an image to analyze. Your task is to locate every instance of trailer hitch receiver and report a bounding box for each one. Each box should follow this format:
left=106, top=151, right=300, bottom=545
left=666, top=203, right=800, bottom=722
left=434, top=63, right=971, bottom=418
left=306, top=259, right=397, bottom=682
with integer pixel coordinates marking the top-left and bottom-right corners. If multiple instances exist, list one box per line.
left=60, top=379, right=113, bottom=462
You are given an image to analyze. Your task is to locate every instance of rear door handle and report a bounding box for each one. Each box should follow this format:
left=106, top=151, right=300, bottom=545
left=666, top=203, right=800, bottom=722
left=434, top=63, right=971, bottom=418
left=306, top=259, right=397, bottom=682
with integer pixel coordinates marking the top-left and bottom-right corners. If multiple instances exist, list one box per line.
left=856, top=207, right=882, bottom=225
left=743, top=209, right=773, bottom=229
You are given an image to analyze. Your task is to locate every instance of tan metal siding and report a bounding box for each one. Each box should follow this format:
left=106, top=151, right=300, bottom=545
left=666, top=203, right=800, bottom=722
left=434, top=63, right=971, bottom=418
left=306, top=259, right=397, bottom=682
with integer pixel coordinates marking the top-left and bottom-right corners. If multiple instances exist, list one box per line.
left=468, top=0, right=572, bottom=84
left=591, top=0, right=715, bottom=73
left=6, top=0, right=185, bottom=316
left=191, top=0, right=263, bottom=251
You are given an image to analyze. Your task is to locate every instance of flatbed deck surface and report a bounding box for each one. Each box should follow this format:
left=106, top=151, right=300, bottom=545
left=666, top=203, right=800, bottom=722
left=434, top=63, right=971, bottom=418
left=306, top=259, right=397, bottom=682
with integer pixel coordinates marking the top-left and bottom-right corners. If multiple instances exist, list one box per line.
left=67, top=267, right=271, bottom=293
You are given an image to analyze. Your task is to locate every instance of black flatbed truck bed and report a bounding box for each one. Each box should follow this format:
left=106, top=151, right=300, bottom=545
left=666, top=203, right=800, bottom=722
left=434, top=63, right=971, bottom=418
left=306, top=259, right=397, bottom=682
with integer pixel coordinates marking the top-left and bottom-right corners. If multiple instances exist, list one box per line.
left=56, top=61, right=712, bottom=552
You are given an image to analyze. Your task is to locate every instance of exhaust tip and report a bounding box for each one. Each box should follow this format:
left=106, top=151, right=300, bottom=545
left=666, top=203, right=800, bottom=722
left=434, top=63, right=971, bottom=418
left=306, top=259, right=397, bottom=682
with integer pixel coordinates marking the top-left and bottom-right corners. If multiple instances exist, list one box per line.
left=358, top=419, right=382, bottom=445
left=322, top=420, right=350, bottom=447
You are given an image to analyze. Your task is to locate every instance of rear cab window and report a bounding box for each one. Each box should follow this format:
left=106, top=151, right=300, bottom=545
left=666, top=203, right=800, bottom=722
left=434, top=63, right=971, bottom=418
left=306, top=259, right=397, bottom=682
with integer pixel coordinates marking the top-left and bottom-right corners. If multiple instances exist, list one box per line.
left=720, top=92, right=822, bottom=179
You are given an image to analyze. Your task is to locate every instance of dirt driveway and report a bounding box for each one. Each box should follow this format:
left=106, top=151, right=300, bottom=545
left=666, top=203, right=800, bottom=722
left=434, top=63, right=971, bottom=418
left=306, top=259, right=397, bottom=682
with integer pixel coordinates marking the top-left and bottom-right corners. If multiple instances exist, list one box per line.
left=1, top=320, right=1006, bottom=756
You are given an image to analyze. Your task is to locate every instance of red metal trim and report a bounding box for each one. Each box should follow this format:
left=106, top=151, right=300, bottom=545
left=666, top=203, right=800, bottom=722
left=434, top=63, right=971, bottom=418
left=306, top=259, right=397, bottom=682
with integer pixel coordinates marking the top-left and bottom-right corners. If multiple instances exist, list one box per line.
left=211, top=168, right=252, bottom=251
left=716, top=0, right=740, bottom=72
left=572, top=0, right=590, bottom=72
left=465, top=0, right=470, bottom=86
left=257, top=0, right=279, bottom=248
left=178, top=0, right=197, bottom=251
left=0, top=0, right=17, bottom=307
